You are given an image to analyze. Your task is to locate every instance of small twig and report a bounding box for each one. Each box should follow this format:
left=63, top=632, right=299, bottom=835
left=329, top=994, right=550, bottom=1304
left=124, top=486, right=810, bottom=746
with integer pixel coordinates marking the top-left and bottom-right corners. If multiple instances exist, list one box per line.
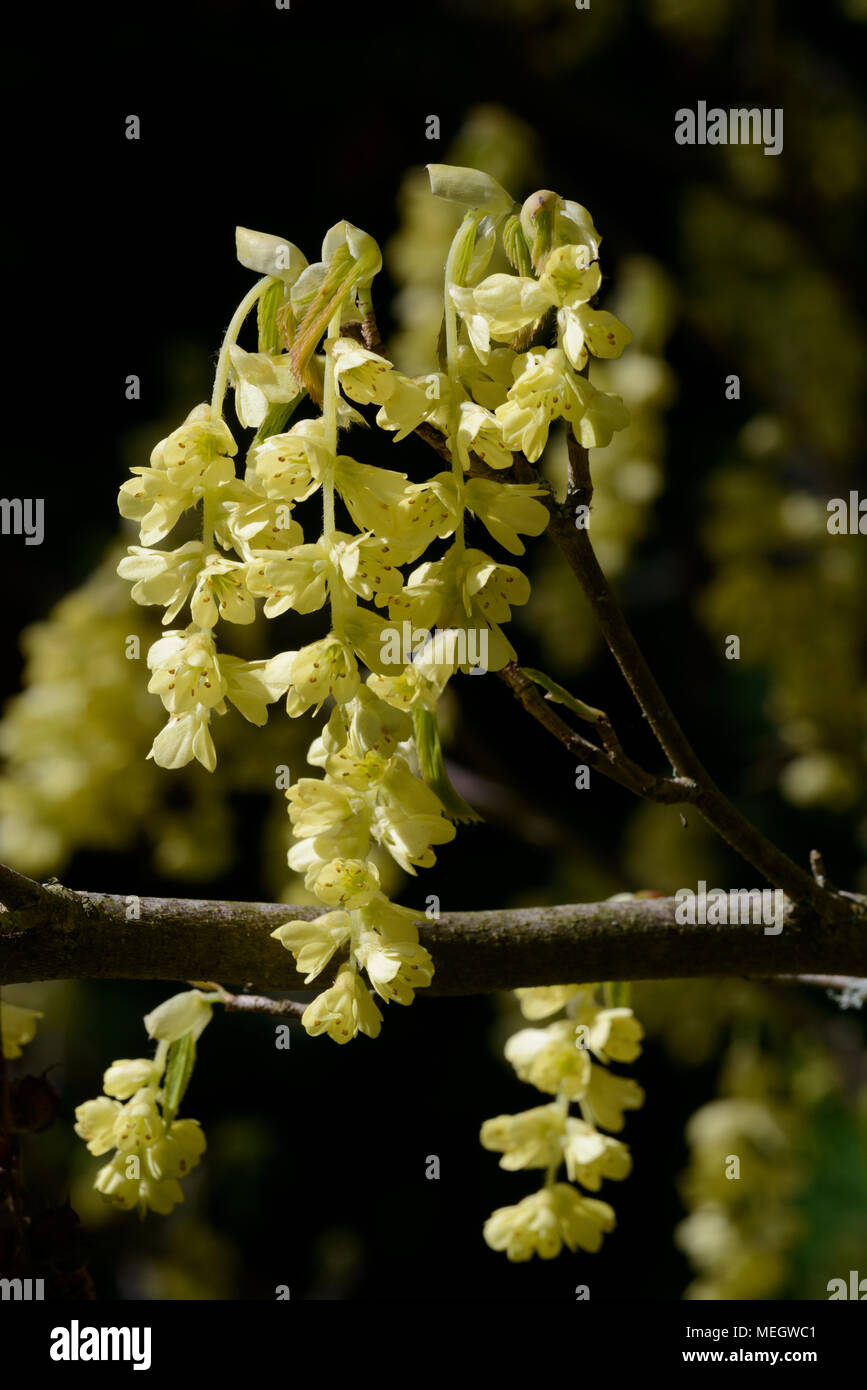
left=220, top=992, right=307, bottom=1019
left=499, top=662, right=690, bottom=804
left=426, top=418, right=852, bottom=923
left=190, top=980, right=307, bottom=1019
left=0, top=863, right=59, bottom=915
left=809, top=849, right=837, bottom=892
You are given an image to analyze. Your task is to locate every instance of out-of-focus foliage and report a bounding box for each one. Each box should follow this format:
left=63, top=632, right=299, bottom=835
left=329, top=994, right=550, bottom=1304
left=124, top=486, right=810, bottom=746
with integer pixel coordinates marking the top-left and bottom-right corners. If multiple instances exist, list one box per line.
left=0, top=546, right=310, bottom=890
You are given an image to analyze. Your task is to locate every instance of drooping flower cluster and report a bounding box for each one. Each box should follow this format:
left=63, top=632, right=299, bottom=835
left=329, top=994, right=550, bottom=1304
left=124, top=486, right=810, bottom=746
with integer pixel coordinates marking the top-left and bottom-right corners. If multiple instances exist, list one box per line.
left=113, top=166, right=631, bottom=1048
left=74, top=990, right=214, bottom=1216
left=481, top=983, right=644, bottom=1261
left=674, top=1034, right=806, bottom=1300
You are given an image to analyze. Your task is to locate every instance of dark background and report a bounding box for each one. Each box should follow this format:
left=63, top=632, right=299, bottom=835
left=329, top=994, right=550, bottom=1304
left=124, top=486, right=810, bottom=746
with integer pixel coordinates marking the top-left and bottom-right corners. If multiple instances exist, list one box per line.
left=3, top=0, right=865, bottom=1299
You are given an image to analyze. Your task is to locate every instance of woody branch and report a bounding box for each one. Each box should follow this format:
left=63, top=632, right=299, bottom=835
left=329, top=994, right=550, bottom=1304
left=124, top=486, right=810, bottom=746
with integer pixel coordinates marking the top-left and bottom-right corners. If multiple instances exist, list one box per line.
left=1, top=863, right=864, bottom=993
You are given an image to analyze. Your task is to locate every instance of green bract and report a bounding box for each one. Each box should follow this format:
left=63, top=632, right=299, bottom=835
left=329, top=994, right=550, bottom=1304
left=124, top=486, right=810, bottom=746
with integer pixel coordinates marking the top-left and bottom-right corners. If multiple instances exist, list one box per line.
left=427, top=162, right=515, bottom=214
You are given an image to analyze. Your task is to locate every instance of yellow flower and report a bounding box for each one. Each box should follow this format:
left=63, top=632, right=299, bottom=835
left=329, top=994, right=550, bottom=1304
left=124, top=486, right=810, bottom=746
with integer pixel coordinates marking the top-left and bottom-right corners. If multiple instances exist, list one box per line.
left=228, top=345, right=302, bottom=430
left=102, top=1058, right=159, bottom=1099
left=330, top=458, right=458, bottom=561
left=214, top=655, right=278, bottom=726
left=582, top=1005, right=644, bottom=1064
left=494, top=347, right=580, bottom=462
left=389, top=547, right=530, bottom=672
left=583, top=1064, right=645, bottom=1132
left=335, top=458, right=459, bottom=557
left=341, top=606, right=396, bottom=676
left=311, top=857, right=380, bottom=909
left=265, top=635, right=360, bottom=716
left=74, top=1097, right=123, bottom=1155
left=94, top=1115, right=206, bottom=1215
left=367, top=664, right=440, bottom=714
left=287, top=810, right=372, bottom=884
left=450, top=274, right=550, bottom=362
left=119, top=405, right=237, bottom=544
left=215, top=475, right=304, bottom=559
left=333, top=456, right=409, bottom=525
left=145, top=633, right=274, bottom=766
left=287, top=778, right=355, bottom=837
left=329, top=338, right=396, bottom=405
left=496, top=345, right=629, bottom=460
left=515, top=985, right=580, bottom=1019
left=0, top=1001, right=43, bottom=1059
left=246, top=542, right=330, bottom=617
left=354, top=930, right=435, bottom=1004
left=504, top=1022, right=592, bottom=1100
left=481, top=1104, right=565, bottom=1171
left=562, top=1120, right=632, bottom=1190
left=118, top=468, right=198, bottom=547
left=95, top=1155, right=185, bottom=1215
left=145, top=1118, right=206, bottom=1182
left=360, top=896, right=424, bottom=943
left=463, top=477, right=549, bottom=555
left=271, top=910, right=353, bottom=982
left=371, top=758, right=457, bottom=872
left=569, top=373, right=631, bottom=449
left=150, top=708, right=217, bottom=772
left=457, top=346, right=518, bottom=410
left=483, top=1184, right=615, bottom=1261
left=539, top=244, right=632, bottom=371
left=117, top=541, right=205, bottom=623
left=301, top=968, right=383, bottom=1043
left=189, top=554, right=256, bottom=627
left=150, top=404, right=236, bottom=480
left=249, top=419, right=328, bottom=503
left=112, top=1094, right=164, bottom=1153
left=374, top=372, right=450, bottom=441
left=344, top=687, right=413, bottom=757
left=457, top=401, right=513, bottom=470
left=332, top=533, right=407, bottom=607
left=324, top=745, right=391, bottom=792
left=147, top=629, right=225, bottom=714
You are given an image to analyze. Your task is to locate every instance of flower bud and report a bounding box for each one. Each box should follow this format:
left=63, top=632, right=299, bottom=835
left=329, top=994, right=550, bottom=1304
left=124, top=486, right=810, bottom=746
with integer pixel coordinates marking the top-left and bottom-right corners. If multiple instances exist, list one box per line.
left=427, top=163, right=515, bottom=215
left=519, top=190, right=561, bottom=274
left=321, top=220, right=382, bottom=288
left=143, top=990, right=214, bottom=1043
left=103, top=1058, right=158, bottom=1099
left=236, top=227, right=308, bottom=285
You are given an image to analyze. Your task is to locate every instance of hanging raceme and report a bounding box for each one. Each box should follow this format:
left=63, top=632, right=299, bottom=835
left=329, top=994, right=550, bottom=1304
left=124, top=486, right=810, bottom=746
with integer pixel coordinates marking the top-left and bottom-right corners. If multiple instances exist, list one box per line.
left=73, top=989, right=213, bottom=1217
left=481, top=981, right=645, bottom=1261
left=102, top=164, right=639, bottom=1244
